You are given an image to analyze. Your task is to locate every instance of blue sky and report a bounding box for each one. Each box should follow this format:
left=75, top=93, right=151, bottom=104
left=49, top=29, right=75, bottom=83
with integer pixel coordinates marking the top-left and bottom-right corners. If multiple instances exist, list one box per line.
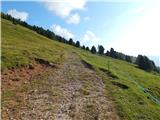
left=1, top=0, right=160, bottom=65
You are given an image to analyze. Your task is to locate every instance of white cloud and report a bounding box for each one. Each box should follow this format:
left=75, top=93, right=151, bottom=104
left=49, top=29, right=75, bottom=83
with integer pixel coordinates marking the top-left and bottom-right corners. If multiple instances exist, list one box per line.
left=50, top=24, right=74, bottom=40
left=131, top=6, right=146, bottom=13
left=7, top=9, right=28, bottom=21
left=67, top=13, right=80, bottom=24
left=84, top=16, right=90, bottom=21
left=82, top=30, right=100, bottom=42
left=43, top=0, right=86, bottom=18
left=107, top=4, right=160, bottom=56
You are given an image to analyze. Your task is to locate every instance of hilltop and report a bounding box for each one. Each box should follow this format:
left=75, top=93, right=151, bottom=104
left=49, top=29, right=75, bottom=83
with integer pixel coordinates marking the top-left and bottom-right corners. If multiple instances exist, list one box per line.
left=1, top=18, right=160, bottom=120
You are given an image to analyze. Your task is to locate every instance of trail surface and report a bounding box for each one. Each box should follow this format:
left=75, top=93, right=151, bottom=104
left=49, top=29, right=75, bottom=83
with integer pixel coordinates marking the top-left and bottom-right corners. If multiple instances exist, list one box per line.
left=2, top=53, right=120, bottom=120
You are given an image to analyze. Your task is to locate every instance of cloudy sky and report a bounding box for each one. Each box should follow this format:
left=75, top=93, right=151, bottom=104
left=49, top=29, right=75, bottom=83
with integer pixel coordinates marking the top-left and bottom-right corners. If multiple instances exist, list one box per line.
left=1, top=0, right=160, bottom=65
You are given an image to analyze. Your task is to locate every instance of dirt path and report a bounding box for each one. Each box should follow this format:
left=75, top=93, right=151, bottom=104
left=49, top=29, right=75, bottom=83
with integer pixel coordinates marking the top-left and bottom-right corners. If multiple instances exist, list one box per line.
left=2, top=53, right=120, bottom=120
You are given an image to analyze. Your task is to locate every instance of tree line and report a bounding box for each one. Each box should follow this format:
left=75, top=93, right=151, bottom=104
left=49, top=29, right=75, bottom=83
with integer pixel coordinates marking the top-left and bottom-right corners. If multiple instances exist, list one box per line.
left=90, top=46, right=136, bottom=63
left=1, top=12, right=159, bottom=73
left=136, top=55, right=158, bottom=72
left=90, top=46, right=159, bottom=72
left=1, top=12, right=91, bottom=49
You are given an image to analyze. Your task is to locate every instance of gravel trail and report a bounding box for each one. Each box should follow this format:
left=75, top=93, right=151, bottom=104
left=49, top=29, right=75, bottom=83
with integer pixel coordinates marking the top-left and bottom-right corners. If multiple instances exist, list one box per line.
left=2, top=53, right=120, bottom=120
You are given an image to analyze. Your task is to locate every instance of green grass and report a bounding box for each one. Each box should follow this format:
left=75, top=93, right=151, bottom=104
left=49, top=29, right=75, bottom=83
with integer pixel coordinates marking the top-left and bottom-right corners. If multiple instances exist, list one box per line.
left=75, top=49, right=160, bottom=120
left=2, top=18, right=160, bottom=119
left=1, top=19, right=71, bottom=70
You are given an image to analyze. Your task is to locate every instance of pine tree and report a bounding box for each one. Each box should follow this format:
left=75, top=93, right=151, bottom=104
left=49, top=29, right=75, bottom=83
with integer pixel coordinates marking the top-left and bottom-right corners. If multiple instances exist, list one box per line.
left=125, top=55, right=132, bottom=63
left=82, top=45, right=86, bottom=50
left=75, top=41, right=80, bottom=47
left=91, top=46, right=97, bottom=54
left=68, top=38, right=74, bottom=45
left=98, top=45, right=105, bottom=54
left=86, top=46, right=89, bottom=51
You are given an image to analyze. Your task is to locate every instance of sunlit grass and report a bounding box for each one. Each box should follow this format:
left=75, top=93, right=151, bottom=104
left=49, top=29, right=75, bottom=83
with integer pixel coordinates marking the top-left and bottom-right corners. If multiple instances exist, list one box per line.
left=1, top=19, right=71, bottom=70
left=76, top=49, right=160, bottom=120
left=2, top=18, right=160, bottom=120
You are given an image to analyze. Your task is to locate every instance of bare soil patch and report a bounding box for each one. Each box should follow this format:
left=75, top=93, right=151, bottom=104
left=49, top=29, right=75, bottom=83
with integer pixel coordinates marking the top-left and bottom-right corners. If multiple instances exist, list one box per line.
left=2, top=53, right=120, bottom=120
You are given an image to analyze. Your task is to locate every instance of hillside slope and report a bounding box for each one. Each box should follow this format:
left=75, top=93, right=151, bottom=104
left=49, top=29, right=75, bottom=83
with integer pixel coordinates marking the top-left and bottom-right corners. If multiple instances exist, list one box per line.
left=1, top=18, right=160, bottom=120
left=77, top=50, right=160, bottom=119
left=1, top=19, right=70, bottom=70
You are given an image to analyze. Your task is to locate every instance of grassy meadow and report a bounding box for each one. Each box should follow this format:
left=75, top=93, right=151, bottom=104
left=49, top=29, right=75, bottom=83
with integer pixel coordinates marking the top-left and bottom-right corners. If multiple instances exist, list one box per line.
left=1, top=18, right=160, bottom=120
left=76, top=49, right=160, bottom=120
left=1, top=19, right=72, bottom=70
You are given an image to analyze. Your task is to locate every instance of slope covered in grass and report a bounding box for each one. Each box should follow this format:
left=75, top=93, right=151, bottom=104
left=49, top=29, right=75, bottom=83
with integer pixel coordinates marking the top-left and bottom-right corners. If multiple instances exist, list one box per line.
left=1, top=19, right=71, bottom=70
left=76, top=50, right=160, bottom=120
left=1, top=18, right=160, bottom=120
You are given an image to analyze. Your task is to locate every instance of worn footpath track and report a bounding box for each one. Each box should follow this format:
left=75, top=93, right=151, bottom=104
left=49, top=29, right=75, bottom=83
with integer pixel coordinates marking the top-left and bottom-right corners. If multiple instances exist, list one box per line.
left=2, top=53, right=120, bottom=120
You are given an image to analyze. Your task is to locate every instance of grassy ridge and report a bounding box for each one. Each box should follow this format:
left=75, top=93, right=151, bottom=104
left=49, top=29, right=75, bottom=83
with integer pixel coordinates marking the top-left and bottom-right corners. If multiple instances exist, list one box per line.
left=2, top=18, right=160, bottom=119
left=76, top=49, right=160, bottom=120
left=1, top=19, right=71, bottom=70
